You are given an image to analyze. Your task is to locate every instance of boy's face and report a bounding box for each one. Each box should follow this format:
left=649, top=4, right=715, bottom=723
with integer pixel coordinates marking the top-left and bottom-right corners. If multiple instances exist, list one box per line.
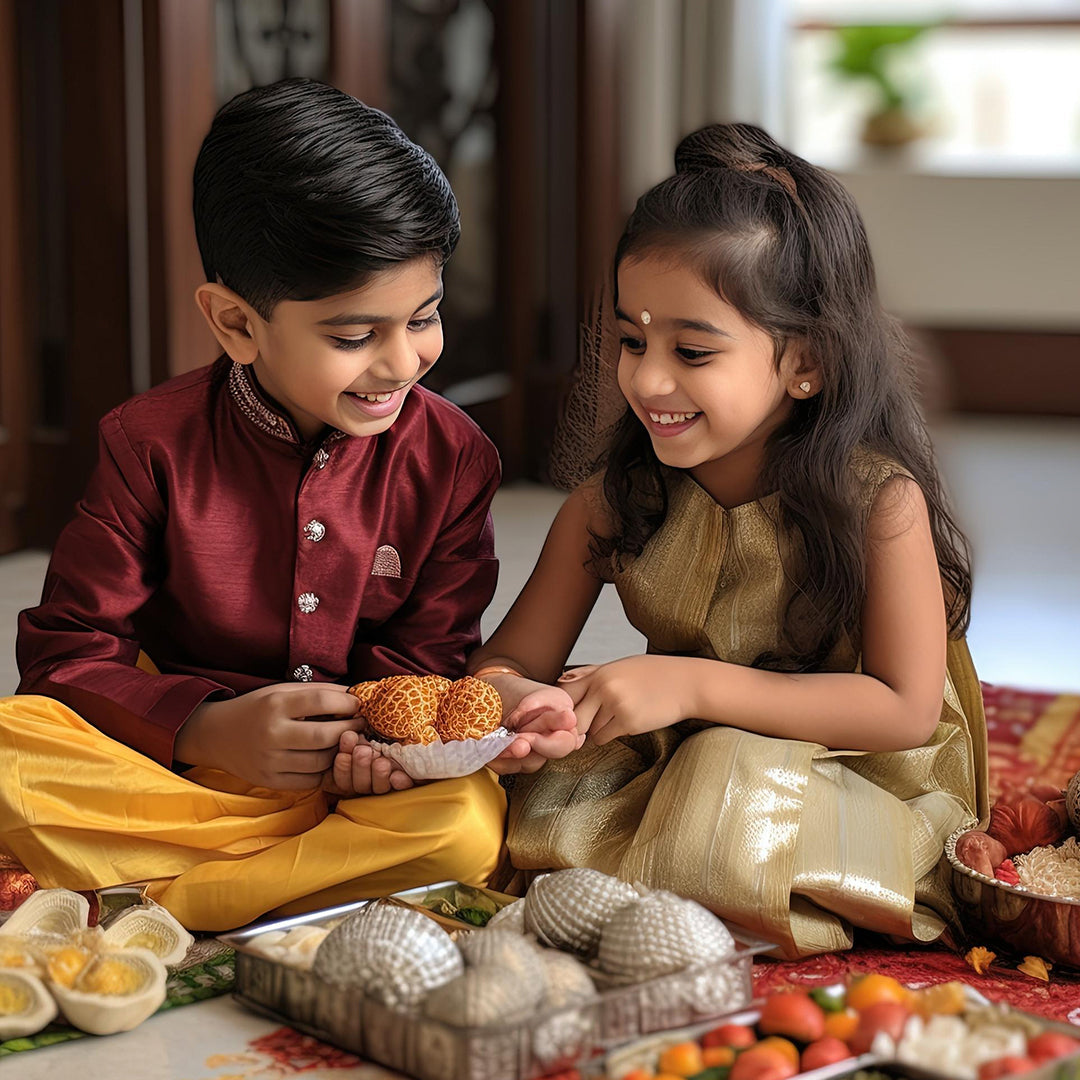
left=247, top=257, right=445, bottom=442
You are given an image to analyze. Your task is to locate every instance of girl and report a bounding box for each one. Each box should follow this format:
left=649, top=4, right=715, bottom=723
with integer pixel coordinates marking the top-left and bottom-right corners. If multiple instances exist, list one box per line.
left=470, top=124, right=988, bottom=959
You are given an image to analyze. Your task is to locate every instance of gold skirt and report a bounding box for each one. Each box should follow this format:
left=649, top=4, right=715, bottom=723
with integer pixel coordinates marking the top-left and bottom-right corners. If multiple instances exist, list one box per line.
left=507, top=642, right=987, bottom=959
left=0, top=695, right=505, bottom=930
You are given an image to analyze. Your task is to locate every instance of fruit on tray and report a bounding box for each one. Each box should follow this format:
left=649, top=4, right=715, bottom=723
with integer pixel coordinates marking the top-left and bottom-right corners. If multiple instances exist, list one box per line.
left=614, top=974, right=1080, bottom=1080
left=757, top=991, right=826, bottom=1043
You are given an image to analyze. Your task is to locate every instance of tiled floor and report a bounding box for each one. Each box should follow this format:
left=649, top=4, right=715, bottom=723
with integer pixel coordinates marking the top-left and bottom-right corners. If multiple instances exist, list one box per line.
left=0, top=414, right=1078, bottom=1077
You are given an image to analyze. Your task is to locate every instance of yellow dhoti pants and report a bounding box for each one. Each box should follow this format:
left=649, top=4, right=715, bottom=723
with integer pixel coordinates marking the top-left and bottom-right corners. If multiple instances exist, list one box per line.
left=0, top=696, right=506, bottom=930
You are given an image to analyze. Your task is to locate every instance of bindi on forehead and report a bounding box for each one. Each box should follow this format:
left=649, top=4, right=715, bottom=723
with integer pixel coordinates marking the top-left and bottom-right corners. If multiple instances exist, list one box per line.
left=614, top=305, right=734, bottom=339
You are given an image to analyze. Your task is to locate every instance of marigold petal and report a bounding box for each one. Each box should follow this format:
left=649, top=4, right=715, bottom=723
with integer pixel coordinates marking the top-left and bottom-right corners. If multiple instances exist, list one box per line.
left=965, top=946, right=997, bottom=975
left=1018, top=956, right=1052, bottom=982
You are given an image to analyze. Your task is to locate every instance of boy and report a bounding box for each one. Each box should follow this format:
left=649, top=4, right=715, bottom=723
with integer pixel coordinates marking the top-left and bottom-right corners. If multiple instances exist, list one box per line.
left=0, top=79, right=569, bottom=930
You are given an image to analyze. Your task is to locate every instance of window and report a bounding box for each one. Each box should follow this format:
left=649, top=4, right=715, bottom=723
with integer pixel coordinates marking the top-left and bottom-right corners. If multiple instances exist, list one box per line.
left=787, top=1, right=1080, bottom=173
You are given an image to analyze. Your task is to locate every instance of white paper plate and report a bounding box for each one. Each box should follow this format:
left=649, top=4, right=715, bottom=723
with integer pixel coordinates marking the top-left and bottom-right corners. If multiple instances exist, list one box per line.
left=374, top=728, right=513, bottom=780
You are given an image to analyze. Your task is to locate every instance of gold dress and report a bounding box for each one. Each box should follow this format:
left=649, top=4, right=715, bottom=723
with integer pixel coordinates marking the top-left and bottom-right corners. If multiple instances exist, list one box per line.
left=506, top=458, right=989, bottom=958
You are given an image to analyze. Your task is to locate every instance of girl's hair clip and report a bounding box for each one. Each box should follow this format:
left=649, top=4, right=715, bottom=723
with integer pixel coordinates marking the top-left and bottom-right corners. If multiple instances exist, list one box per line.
left=737, top=161, right=805, bottom=212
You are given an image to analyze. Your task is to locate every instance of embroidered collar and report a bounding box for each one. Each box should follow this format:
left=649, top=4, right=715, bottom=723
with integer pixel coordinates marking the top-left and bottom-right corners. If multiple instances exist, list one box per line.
left=227, top=361, right=346, bottom=447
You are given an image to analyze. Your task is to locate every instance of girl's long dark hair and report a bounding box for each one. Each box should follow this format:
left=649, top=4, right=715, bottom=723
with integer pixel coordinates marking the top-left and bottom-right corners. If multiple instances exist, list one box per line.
left=593, top=123, right=972, bottom=671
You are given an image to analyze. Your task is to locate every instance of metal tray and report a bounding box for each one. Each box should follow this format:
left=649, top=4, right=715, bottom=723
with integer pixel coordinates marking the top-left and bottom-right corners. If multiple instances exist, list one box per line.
left=590, top=986, right=1080, bottom=1080
left=947, top=824, right=1080, bottom=971
left=220, top=881, right=774, bottom=1080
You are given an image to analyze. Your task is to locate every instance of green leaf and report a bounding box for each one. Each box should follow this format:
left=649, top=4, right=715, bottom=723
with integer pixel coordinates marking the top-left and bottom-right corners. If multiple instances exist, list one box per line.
left=689, top=1069, right=730, bottom=1080
left=810, top=985, right=847, bottom=1012
left=828, top=23, right=932, bottom=110
left=457, top=907, right=493, bottom=926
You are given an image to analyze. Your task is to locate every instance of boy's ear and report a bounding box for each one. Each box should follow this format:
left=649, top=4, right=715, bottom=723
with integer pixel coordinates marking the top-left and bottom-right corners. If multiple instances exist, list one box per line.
left=783, top=342, right=823, bottom=400
left=195, top=283, right=261, bottom=365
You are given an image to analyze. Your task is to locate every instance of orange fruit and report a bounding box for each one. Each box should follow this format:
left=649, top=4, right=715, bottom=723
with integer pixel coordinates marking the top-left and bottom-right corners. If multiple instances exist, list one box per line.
left=619, top=1072, right=653, bottom=1080
left=823, top=1008, right=859, bottom=1043
left=657, top=1042, right=704, bottom=1078
left=756, top=1037, right=799, bottom=1067
left=703, top=1046, right=736, bottom=1067
left=729, top=1046, right=798, bottom=1080
left=846, top=973, right=909, bottom=1012
left=801, top=1037, right=853, bottom=1070
left=913, top=981, right=967, bottom=1017
left=1028, top=1031, right=1080, bottom=1062
left=758, top=991, right=827, bottom=1042
left=849, top=1001, right=913, bottom=1056
left=702, top=1023, right=757, bottom=1049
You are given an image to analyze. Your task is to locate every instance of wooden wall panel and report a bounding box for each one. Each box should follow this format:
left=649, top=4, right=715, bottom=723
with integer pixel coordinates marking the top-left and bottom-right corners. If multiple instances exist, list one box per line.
left=144, top=0, right=218, bottom=379
left=921, top=328, right=1080, bottom=418
left=0, top=0, right=28, bottom=553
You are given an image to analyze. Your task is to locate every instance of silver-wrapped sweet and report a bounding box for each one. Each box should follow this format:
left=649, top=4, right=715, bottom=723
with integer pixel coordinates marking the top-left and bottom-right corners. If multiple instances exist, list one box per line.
left=597, top=890, right=735, bottom=984
left=458, top=929, right=545, bottom=997
left=485, top=897, right=526, bottom=934
left=539, top=949, right=597, bottom=1009
left=312, top=902, right=463, bottom=1009
left=423, top=966, right=533, bottom=1027
left=1067, top=770, right=1080, bottom=834
left=523, top=869, right=639, bottom=957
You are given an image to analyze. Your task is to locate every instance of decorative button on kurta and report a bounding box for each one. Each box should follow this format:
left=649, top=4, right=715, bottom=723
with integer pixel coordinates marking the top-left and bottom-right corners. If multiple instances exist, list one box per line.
left=292, top=664, right=313, bottom=682
left=313, top=448, right=330, bottom=469
left=303, top=520, right=326, bottom=542
left=297, top=592, right=319, bottom=614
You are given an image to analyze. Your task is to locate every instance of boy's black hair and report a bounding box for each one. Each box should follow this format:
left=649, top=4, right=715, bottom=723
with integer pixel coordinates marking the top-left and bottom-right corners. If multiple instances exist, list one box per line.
left=193, top=78, right=459, bottom=318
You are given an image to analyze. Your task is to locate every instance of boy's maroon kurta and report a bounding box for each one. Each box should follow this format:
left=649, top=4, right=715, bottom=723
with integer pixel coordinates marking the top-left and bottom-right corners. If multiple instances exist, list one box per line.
left=17, top=358, right=500, bottom=767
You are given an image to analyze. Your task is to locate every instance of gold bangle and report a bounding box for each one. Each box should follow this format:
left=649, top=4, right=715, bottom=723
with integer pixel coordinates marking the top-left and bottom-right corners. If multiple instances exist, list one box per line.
left=472, top=664, right=525, bottom=680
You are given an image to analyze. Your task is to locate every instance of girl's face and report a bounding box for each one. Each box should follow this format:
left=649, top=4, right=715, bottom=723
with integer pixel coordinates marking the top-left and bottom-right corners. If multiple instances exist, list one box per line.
left=246, top=257, right=445, bottom=442
left=616, top=252, right=807, bottom=504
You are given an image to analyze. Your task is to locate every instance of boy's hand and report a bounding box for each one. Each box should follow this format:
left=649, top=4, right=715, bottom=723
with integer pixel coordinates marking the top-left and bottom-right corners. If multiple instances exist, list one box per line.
left=175, top=683, right=362, bottom=790
left=483, top=673, right=581, bottom=775
left=324, top=729, right=416, bottom=796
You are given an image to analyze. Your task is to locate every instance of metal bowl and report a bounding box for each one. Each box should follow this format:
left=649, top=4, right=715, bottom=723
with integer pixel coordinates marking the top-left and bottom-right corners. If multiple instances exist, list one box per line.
left=946, top=825, right=1080, bottom=969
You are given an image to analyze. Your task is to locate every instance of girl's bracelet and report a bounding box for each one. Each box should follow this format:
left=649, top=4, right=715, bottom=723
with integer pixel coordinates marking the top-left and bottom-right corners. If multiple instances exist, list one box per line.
left=472, top=664, right=526, bottom=681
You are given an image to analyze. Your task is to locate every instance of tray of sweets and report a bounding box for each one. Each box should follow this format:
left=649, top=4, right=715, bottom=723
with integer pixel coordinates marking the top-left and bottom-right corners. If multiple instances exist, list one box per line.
left=220, top=876, right=774, bottom=1080
left=588, top=981, right=1080, bottom=1080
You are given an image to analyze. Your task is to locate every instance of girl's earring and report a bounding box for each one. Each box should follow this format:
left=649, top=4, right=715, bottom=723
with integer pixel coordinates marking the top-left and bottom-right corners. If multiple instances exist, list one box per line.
left=799, top=381, right=812, bottom=394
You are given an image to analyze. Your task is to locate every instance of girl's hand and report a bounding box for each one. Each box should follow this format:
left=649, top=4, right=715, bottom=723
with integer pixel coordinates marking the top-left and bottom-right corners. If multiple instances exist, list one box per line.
left=483, top=673, right=581, bottom=775
left=559, top=656, right=693, bottom=745
left=324, top=728, right=416, bottom=797
left=175, top=683, right=363, bottom=790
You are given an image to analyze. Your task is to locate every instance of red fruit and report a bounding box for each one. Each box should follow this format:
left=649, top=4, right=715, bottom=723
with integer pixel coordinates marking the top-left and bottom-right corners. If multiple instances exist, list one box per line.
left=988, top=792, right=1068, bottom=856
left=757, top=991, right=827, bottom=1043
left=993, top=858, right=1021, bottom=886
left=954, top=830, right=1008, bottom=878
left=1027, top=1031, right=1080, bottom=1062
left=849, top=1001, right=913, bottom=1055
left=729, top=1047, right=798, bottom=1080
left=978, top=1057, right=1037, bottom=1079
left=800, top=1037, right=853, bottom=1070
left=702, top=1022, right=757, bottom=1049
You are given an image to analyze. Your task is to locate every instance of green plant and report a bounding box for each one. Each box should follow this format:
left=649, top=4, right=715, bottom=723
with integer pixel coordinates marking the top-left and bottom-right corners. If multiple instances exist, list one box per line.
left=830, top=24, right=931, bottom=114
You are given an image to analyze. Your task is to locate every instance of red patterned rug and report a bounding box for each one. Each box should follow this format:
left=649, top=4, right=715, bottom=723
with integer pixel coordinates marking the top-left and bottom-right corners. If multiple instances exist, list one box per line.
left=753, top=684, right=1080, bottom=1024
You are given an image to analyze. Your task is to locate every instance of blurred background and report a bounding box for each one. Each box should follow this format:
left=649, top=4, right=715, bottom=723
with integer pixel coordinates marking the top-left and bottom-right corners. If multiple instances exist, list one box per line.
left=0, top=0, right=1077, bottom=691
